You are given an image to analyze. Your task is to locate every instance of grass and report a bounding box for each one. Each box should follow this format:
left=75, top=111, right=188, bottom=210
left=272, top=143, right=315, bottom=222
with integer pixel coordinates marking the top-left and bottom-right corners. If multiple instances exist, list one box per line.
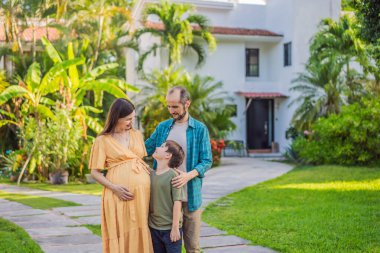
left=203, top=165, right=380, bottom=253
left=0, top=191, right=81, bottom=209
left=0, top=218, right=43, bottom=253
left=0, top=179, right=103, bottom=195
left=84, top=224, right=101, bottom=237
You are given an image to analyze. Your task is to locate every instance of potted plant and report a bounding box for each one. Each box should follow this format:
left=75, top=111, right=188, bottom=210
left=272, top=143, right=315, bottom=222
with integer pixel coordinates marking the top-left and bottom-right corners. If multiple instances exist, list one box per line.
left=85, top=173, right=96, bottom=184
left=35, top=109, right=83, bottom=184
left=49, top=170, right=69, bottom=184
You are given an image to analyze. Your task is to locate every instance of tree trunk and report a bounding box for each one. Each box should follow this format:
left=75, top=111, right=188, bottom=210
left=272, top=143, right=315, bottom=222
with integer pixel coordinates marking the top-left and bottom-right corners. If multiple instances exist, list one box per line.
left=32, top=24, right=36, bottom=62
left=12, top=21, right=26, bottom=69
left=91, top=15, right=104, bottom=70
left=17, top=146, right=35, bottom=185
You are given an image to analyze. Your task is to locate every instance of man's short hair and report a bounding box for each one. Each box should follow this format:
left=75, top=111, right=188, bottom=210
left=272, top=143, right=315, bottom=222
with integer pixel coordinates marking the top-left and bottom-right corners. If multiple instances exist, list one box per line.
left=168, top=86, right=191, bottom=104
left=165, top=140, right=185, bottom=168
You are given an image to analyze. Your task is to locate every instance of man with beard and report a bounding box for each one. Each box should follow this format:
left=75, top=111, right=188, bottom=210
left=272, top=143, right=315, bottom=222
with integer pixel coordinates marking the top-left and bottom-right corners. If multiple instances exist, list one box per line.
left=145, top=86, right=212, bottom=253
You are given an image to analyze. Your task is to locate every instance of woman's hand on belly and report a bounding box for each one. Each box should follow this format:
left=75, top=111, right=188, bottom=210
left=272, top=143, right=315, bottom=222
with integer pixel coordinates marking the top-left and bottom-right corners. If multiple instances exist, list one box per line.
left=110, top=184, right=134, bottom=201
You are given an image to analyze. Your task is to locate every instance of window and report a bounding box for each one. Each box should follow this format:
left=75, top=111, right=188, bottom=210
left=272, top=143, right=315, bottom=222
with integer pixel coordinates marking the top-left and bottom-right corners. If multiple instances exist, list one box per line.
left=226, top=104, right=237, bottom=117
left=284, top=42, right=292, bottom=66
left=246, top=49, right=259, bottom=77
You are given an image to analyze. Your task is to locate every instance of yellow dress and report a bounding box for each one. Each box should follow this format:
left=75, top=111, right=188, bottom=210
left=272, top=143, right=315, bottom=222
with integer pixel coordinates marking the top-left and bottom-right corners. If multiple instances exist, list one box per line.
left=89, top=129, right=153, bottom=253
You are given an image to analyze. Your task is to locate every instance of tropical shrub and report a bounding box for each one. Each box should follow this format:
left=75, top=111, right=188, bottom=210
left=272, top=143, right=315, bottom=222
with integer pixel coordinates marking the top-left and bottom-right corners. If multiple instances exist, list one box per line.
left=18, top=108, right=84, bottom=183
left=291, top=98, right=380, bottom=166
left=290, top=15, right=373, bottom=131
left=0, top=37, right=139, bottom=182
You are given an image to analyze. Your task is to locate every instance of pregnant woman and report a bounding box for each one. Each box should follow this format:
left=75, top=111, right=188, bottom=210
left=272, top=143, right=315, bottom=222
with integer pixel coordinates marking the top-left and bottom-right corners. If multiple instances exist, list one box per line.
left=89, top=98, right=153, bottom=253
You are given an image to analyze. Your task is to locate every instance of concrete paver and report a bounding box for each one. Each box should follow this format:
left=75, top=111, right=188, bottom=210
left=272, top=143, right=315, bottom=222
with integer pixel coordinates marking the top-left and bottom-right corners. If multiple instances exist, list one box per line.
left=40, top=244, right=102, bottom=253
left=204, top=245, right=278, bottom=253
left=200, top=235, right=248, bottom=248
left=75, top=216, right=101, bottom=225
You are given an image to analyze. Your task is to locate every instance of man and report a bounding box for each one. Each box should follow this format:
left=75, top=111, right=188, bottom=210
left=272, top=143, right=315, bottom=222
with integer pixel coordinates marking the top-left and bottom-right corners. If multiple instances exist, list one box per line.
left=145, top=86, right=213, bottom=253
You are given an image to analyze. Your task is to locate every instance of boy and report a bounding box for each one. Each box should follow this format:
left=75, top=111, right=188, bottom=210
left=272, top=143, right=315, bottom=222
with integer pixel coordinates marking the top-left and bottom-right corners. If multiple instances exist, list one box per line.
left=150, top=140, right=185, bottom=253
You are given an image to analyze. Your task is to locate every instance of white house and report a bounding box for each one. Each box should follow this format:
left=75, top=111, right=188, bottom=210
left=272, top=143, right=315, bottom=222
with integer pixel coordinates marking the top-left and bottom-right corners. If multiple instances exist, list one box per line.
left=128, top=0, right=342, bottom=154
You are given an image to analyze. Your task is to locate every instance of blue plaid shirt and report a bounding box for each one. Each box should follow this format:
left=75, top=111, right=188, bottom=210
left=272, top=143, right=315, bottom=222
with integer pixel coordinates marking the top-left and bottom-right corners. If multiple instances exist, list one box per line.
left=145, top=116, right=213, bottom=212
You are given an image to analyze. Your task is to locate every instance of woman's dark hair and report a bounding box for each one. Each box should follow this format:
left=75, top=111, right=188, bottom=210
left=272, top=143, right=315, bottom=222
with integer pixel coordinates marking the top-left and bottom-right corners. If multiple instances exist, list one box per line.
left=100, top=98, right=135, bottom=135
left=165, top=140, right=185, bottom=168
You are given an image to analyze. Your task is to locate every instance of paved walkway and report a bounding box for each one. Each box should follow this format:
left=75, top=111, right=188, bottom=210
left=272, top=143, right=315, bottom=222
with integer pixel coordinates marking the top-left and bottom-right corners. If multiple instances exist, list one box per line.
left=0, top=157, right=293, bottom=253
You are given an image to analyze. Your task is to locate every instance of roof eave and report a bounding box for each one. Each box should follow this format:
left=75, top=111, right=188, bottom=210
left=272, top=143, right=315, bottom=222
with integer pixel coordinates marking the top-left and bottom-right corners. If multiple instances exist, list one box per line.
left=236, top=91, right=289, bottom=99
left=145, top=0, right=235, bottom=10
left=215, top=33, right=283, bottom=43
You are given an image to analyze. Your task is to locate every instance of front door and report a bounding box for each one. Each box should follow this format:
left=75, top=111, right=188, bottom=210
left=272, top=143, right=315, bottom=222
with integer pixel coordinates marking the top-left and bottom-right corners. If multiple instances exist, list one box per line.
left=246, top=99, right=274, bottom=150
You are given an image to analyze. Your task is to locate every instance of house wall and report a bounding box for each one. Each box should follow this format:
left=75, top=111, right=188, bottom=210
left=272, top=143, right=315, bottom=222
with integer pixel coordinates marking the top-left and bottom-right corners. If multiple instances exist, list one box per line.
left=264, top=0, right=341, bottom=150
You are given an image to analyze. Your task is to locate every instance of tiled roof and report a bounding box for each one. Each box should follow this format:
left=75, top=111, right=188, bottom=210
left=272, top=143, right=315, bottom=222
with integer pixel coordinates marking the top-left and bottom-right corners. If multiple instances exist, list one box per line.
left=0, top=24, right=60, bottom=42
left=145, top=21, right=282, bottom=37
left=236, top=92, right=288, bottom=98
left=211, top=26, right=282, bottom=37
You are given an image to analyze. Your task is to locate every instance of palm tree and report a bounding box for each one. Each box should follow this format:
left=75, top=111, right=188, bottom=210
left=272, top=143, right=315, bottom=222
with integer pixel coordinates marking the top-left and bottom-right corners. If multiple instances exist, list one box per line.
left=65, top=0, right=133, bottom=71
left=54, top=0, right=70, bottom=21
left=139, top=67, right=187, bottom=137
left=289, top=58, right=345, bottom=131
left=41, top=37, right=138, bottom=134
left=310, top=15, right=368, bottom=103
left=0, top=38, right=138, bottom=183
left=133, top=0, right=216, bottom=72
left=139, top=67, right=235, bottom=139
left=0, top=59, right=84, bottom=122
left=0, top=37, right=136, bottom=132
left=0, top=56, right=83, bottom=185
left=185, top=75, right=236, bottom=138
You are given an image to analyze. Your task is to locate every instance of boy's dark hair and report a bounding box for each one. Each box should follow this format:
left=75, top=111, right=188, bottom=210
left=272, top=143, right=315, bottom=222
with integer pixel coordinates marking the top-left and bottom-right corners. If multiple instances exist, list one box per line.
left=165, top=140, right=185, bottom=169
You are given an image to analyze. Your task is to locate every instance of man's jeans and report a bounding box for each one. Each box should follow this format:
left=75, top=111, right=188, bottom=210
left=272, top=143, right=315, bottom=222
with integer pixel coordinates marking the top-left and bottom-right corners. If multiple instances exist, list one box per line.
left=150, top=227, right=183, bottom=253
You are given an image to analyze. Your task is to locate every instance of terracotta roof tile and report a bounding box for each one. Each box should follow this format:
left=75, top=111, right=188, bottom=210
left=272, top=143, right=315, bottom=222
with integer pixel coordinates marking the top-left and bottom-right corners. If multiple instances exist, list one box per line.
left=21, top=27, right=60, bottom=42
left=211, top=26, right=282, bottom=37
left=0, top=25, right=5, bottom=41
left=0, top=23, right=60, bottom=42
left=145, top=21, right=282, bottom=37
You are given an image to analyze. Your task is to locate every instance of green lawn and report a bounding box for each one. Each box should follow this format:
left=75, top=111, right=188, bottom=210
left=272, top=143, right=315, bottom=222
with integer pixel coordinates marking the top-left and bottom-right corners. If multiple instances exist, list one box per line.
left=203, top=165, right=380, bottom=253
left=0, top=179, right=103, bottom=195
left=0, top=191, right=81, bottom=209
left=84, top=224, right=102, bottom=236
left=0, top=218, right=43, bottom=253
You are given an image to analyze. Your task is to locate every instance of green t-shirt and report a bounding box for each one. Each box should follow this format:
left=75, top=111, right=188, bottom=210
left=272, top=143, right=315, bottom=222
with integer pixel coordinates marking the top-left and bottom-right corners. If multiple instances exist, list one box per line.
left=149, top=169, right=183, bottom=230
